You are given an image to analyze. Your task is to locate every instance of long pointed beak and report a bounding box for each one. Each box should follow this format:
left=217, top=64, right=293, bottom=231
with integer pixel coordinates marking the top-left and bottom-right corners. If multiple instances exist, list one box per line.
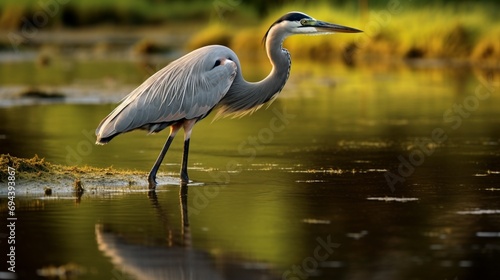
left=314, top=20, right=362, bottom=33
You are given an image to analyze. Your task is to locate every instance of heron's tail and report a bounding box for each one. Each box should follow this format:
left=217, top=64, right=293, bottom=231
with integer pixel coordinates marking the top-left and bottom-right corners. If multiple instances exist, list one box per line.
left=95, top=134, right=117, bottom=145
left=95, top=116, right=120, bottom=145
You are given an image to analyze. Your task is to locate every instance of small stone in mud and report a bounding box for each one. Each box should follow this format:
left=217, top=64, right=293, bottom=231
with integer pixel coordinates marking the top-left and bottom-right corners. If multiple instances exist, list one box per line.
left=44, top=187, right=52, bottom=196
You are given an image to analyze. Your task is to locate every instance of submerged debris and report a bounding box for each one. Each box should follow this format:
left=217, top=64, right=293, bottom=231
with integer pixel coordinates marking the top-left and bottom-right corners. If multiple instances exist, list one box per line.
left=366, top=197, right=419, bottom=202
left=37, top=262, right=85, bottom=279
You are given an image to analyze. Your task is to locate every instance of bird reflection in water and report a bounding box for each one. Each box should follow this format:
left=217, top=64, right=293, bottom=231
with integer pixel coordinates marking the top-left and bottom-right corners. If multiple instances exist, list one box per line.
left=96, top=186, right=275, bottom=280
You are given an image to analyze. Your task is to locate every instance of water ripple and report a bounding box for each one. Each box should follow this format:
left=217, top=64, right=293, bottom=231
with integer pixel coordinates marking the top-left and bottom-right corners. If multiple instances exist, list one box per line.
left=456, top=209, right=500, bottom=215
left=366, top=197, right=419, bottom=202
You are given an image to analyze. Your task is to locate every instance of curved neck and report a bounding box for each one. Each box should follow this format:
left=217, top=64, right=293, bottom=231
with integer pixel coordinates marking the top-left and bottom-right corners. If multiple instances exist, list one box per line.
left=216, top=27, right=291, bottom=117
left=264, top=29, right=291, bottom=89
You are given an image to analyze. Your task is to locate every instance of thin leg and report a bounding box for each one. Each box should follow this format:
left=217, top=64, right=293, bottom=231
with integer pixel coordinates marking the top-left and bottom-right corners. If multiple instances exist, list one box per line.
left=180, top=138, right=190, bottom=184
left=180, top=119, right=197, bottom=185
left=148, top=124, right=181, bottom=190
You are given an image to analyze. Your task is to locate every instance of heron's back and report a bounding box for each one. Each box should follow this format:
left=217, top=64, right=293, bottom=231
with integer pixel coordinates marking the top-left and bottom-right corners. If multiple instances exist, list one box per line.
left=95, top=45, right=238, bottom=144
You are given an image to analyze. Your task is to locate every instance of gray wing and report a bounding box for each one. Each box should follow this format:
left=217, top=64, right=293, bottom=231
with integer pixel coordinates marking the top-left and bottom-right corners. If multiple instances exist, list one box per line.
left=96, top=45, right=237, bottom=143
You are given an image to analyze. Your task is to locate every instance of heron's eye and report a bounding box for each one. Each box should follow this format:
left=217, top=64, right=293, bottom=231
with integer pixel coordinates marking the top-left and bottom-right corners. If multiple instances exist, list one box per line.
left=300, top=19, right=309, bottom=25
left=213, top=59, right=221, bottom=68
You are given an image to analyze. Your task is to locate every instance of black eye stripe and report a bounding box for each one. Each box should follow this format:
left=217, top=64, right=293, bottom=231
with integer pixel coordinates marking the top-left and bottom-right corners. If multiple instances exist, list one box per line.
left=275, top=12, right=310, bottom=24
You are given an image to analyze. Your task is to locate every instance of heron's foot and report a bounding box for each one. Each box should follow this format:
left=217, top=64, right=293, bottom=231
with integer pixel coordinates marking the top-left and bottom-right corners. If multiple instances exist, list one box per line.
left=147, top=174, right=157, bottom=190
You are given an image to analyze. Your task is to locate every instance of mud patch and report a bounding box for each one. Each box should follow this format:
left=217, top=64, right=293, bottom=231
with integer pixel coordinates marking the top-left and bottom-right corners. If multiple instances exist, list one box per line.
left=0, top=154, right=179, bottom=196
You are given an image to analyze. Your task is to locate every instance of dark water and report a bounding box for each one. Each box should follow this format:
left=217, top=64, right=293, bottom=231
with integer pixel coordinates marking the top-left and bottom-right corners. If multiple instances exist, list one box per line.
left=1, top=57, right=500, bottom=279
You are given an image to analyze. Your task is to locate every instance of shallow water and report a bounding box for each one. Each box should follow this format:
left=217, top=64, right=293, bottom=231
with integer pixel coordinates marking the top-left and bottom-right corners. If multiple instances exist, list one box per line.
left=1, top=56, right=500, bottom=279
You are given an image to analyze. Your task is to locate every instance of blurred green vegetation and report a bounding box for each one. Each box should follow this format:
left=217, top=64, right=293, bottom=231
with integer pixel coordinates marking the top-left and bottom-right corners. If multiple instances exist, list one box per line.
left=0, top=0, right=215, bottom=28
left=0, top=0, right=499, bottom=62
left=1, top=0, right=497, bottom=28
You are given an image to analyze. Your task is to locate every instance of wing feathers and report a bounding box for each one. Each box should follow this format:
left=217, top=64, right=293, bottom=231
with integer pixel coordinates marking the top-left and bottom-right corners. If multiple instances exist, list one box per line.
left=96, top=46, right=237, bottom=143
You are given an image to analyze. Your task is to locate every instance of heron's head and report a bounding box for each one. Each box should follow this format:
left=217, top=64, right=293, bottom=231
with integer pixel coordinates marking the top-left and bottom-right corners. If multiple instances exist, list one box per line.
left=263, top=11, right=362, bottom=44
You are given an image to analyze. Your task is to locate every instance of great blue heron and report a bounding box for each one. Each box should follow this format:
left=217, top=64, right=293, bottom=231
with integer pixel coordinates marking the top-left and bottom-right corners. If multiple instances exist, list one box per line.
left=95, top=11, right=361, bottom=189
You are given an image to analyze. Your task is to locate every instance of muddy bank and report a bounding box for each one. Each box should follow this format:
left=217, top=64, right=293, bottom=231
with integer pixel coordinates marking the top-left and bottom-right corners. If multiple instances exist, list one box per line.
left=0, top=154, right=180, bottom=196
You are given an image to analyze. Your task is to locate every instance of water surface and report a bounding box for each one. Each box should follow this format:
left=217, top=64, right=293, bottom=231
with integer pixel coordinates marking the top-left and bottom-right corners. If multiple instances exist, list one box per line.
left=1, top=56, right=500, bottom=279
